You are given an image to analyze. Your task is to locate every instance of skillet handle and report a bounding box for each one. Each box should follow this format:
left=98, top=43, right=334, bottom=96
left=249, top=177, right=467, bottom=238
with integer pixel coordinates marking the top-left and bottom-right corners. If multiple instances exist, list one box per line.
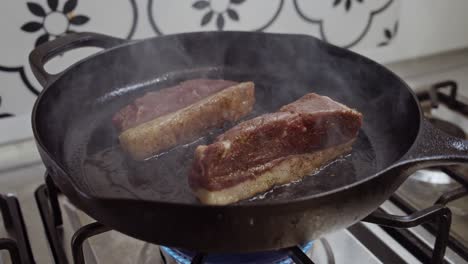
left=29, top=32, right=128, bottom=88
left=400, top=118, right=468, bottom=168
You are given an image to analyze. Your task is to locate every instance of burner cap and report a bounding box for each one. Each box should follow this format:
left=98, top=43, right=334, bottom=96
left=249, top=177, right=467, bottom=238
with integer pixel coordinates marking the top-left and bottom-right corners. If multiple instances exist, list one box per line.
left=161, top=242, right=314, bottom=264
left=428, top=118, right=466, bottom=139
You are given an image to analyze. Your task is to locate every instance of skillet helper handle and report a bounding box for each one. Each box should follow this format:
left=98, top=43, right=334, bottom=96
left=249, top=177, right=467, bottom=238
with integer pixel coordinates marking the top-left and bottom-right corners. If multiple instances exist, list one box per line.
left=402, top=118, right=468, bottom=168
left=29, top=32, right=127, bottom=87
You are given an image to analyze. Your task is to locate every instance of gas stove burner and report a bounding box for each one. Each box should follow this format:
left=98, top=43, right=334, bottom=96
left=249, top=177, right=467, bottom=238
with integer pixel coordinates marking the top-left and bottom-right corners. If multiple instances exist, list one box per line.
left=428, top=117, right=466, bottom=139
left=161, top=242, right=314, bottom=264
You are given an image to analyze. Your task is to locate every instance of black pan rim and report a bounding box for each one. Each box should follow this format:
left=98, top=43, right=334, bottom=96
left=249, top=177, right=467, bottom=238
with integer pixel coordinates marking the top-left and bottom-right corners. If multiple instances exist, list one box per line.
left=31, top=31, right=423, bottom=208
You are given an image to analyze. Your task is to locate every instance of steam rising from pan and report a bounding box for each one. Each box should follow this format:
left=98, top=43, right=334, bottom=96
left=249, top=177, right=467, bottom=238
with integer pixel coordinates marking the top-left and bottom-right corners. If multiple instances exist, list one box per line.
left=37, top=32, right=418, bottom=202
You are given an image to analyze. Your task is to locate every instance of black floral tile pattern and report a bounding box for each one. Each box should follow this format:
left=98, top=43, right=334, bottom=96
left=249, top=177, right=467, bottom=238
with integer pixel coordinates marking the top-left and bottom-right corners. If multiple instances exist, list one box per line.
left=333, top=0, right=364, bottom=12
left=21, top=0, right=90, bottom=47
left=0, top=0, right=137, bottom=97
left=294, top=0, right=395, bottom=48
left=192, top=0, right=246, bottom=30
left=0, top=96, right=13, bottom=118
left=149, top=0, right=284, bottom=34
left=378, top=21, right=398, bottom=46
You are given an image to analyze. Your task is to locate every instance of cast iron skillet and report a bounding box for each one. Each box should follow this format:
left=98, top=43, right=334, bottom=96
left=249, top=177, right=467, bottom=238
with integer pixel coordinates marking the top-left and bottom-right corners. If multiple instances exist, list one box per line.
left=29, top=32, right=468, bottom=253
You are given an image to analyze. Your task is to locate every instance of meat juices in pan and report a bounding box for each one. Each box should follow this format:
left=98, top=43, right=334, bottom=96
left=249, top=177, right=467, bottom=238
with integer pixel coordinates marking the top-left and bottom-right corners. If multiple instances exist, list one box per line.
left=113, top=79, right=256, bottom=160
left=190, top=93, right=363, bottom=205
left=112, top=79, right=361, bottom=205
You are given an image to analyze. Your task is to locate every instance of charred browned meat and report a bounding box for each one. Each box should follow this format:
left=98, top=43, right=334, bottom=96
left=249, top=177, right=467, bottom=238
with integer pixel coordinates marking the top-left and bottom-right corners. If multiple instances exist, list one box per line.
left=113, top=79, right=238, bottom=131
left=189, top=93, right=362, bottom=205
left=116, top=80, right=255, bottom=160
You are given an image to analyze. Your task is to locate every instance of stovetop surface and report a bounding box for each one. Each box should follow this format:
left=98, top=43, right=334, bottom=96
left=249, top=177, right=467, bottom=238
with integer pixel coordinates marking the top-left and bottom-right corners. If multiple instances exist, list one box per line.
left=396, top=87, right=468, bottom=252
left=396, top=167, right=468, bottom=249
left=0, top=164, right=402, bottom=264
left=0, top=164, right=50, bottom=264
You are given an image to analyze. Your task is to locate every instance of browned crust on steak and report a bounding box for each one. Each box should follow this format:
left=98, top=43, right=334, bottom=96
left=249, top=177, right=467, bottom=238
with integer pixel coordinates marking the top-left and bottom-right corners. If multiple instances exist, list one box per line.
left=190, top=94, right=362, bottom=191
left=113, top=79, right=238, bottom=131
left=193, top=140, right=354, bottom=205
left=189, top=93, right=362, bottom=204
left=119, top=82, right=255, bottom=160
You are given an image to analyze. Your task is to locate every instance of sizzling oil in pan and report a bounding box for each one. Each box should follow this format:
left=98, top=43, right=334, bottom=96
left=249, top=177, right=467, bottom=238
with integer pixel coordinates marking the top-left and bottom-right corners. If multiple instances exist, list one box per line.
left=78, top=70, right=377, bottom=205
left=82, top=130, right=375, bottom=204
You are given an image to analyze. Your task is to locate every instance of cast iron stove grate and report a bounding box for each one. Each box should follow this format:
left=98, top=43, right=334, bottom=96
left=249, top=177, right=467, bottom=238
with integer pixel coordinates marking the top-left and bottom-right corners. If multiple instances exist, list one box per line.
left=0, top=193, right=35, bottom=264
left=35, top=173, right=452, bottom=264
left=387, top=80, right=468, bottom=263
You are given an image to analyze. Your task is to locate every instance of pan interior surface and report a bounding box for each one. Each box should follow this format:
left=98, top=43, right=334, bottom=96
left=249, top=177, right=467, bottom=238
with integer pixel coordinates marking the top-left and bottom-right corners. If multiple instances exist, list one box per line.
left=76, top=68, right=378, bottom=204
left=34, top=32, right=420, bottom=205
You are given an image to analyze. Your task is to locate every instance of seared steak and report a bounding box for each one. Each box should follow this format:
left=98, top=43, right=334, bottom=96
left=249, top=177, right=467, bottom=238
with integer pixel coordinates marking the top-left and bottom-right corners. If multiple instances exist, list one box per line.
left=113, top=79, right=238, bottom=131
left=190, top=93, right=362, bottom=205
left=119, top=81, right=255, bottom=160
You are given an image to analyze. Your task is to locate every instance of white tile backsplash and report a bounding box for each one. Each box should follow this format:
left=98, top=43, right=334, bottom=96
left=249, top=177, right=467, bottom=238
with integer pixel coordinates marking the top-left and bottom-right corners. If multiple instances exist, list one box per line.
left=1, top=0, right=468, bottom=140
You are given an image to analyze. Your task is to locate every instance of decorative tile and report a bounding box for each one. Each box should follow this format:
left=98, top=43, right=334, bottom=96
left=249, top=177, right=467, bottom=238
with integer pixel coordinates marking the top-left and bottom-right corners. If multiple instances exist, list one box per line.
left=148, top=0, right=284, bottom=34
left=377, top=21, right=398, bottom=47
left=0, top=0, right=137, bottom=96
left=293, top=0, right=395, bottom=48
left=0, top=96, right=14, bottom=119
